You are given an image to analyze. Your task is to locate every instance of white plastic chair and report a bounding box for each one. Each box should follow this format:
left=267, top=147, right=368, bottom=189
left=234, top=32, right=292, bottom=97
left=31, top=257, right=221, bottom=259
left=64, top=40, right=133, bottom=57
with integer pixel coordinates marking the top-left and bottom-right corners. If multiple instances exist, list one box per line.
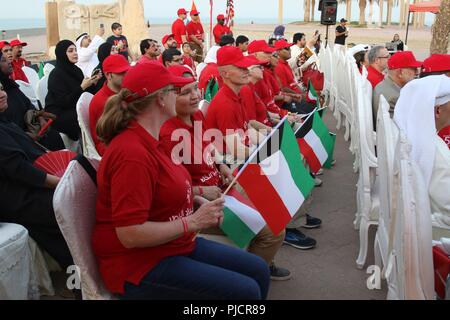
left=53, top=158, right=114, bottom=300
left=355, top=67, right=379, bottom=269
left=35, top=75, right=49, bottom=108
left=374, top=95, right=399, bottom=277
left=385, top=132, right=434, bottom=299
left=199, top=99, right=210, bottom=117
left=76, top=93, right=100, bottom=160
left=15, top=80, right=40, bottom=109
left=43, top=63, right=55, bottom=77
left=22, top=66, right=39, bottom=92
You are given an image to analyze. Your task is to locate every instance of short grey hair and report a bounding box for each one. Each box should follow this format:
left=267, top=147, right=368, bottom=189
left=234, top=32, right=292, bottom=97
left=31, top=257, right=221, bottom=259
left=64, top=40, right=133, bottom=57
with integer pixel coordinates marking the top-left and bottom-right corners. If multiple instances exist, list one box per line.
left=368, top=45, right=385, bottom=65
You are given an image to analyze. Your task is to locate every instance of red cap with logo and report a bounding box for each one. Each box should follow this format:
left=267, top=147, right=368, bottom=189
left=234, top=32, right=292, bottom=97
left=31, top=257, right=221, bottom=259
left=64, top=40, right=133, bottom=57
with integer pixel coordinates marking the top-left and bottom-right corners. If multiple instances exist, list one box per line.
left=121, top=62, right=193, bottom=103
left=246, top=55, right=268, bottom=66
left=387, top=51, right=422, bottom=70
left=102, top=54, right=130, bottom=74
left=162, top=34, right=175, bottom=45
left=190, top=10, right=200, bottom=16
left=247, top=40, right=276, bottom=54
left=177, top=8, right=189, bottom=15
left=422, top=54, right=450, bottom=73
left=217, top=46, right=257, bottom=68
left=274, top=39, right=294, bottom=51
left=10, top=39, right=27, bottom=47
left=167, top=65, right=196, bottom=86
left=217, top=14, right=226, bottom=20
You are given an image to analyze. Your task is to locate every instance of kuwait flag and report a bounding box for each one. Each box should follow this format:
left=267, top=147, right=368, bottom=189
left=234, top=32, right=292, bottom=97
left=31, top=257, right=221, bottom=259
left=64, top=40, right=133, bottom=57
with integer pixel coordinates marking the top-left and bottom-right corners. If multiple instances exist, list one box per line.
left=296, top=111, right=335, bottom=173
left=235, top=118, right=315, bottom=235
left=306, top=80, right=320, bottom=107
left=221, top=188, right=266, bottom=248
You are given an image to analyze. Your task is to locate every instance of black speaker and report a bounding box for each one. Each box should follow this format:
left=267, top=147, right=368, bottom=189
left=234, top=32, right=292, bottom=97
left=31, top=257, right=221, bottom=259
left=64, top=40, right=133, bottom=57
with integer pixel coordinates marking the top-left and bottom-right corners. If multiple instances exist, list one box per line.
left=320, top=0, right=338, bottom=25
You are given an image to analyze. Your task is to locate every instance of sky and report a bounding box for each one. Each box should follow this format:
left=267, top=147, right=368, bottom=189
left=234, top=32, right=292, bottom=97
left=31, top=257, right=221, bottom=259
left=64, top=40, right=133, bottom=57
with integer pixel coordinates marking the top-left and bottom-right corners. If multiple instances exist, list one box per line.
left=0, top=0, right=435, bottom=25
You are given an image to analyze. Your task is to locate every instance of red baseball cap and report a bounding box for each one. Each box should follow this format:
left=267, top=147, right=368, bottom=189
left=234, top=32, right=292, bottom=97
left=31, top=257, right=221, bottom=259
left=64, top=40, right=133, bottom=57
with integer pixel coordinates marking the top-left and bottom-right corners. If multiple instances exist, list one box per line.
left=0, top=41, right=10, bottom=50
left=102, top=54, right=130, bottom=74
left=422, top=54, right=450, bottom=73
left=162, top=34, right=175, bottom=45
left=247, top=40, right=276, bottom=54
left=217, top=46, right=256, bottom=68
left=387, top=51, right=422, bottom=70
left=190, top=10, right=200, bottom=16
left=246, top=55, right=268, bottom=67
left=10, top=39, right=27, bottom=47
left=122, top=62, right=193, bottom=103
left=167, top=65, right=196, bottom=86
left=217, top=14, right=225, bottom=20
left=274, top=39, right=294, bottom=51
left=177, top=8, right=189, bottom=15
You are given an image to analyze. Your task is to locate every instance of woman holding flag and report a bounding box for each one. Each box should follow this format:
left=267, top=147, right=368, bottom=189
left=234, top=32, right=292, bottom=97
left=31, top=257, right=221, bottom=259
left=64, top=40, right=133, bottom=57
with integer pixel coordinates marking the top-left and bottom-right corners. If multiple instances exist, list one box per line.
left=93, top=62, right=270, bottom=300
left=160, top=65, right=291, bottom=281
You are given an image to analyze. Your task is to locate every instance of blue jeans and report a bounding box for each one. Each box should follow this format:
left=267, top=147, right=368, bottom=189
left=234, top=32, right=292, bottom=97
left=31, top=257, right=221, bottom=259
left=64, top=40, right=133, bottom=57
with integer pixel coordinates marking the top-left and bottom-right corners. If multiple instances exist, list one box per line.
left=120, top=238, right=270, bottom=300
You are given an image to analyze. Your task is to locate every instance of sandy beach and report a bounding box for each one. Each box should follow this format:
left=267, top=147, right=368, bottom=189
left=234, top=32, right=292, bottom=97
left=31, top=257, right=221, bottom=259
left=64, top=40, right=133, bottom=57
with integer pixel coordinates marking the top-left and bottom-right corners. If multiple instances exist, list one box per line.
left=13, top=22, right=443, bottom=63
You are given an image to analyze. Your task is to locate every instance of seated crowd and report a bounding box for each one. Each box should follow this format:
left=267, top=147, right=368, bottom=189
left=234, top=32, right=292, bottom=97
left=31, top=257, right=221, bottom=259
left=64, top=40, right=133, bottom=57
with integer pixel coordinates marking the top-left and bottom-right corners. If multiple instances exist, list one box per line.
left=0, top=10, right=449, bottom=300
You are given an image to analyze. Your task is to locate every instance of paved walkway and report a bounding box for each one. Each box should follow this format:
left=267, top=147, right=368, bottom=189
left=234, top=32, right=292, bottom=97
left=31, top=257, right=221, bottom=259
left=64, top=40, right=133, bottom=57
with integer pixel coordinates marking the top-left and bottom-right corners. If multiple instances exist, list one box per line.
left=268, top=111, right=387, bottom=300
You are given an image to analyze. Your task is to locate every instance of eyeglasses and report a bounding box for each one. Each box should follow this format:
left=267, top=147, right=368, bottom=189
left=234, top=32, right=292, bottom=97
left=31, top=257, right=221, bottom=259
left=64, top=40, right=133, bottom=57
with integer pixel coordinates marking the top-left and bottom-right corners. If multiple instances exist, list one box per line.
left=377, top=55, right=390, bottom=59
left=173, top=58, right=183, bottom=63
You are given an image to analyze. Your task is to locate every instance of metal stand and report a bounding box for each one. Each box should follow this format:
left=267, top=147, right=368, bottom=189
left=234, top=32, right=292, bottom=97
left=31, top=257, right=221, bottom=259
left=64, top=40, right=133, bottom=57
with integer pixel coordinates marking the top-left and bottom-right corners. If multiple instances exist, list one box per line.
left=325, top=25, right=329, bottom=48
left=405, top=11, right=411, bottom=45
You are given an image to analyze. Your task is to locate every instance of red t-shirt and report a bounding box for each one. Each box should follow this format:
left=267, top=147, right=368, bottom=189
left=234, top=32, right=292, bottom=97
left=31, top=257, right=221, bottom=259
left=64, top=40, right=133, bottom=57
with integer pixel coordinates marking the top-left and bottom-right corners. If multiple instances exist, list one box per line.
left=186, top=21, right=204, bottom=41
left=160, top=111, right=221, bottom=187
left=89, top=83, right=115, bottom=156
left=274, top=59, right=302, bottom=94
left=205, top=84, right=250, bottom=153
left=367, top=65, right=385, bottom=89
left=438, top=125, right=450, bottom=149
left=213, top=24, right=232, bottom=44
left=183, top=54, right=195, bottom=70
left=11, top=58, right=29, bottom=83
left=240, top=84, right=270, bottom=125
left=172, top=19, right=187, bottom=48
left=198, top=63, right=222, bottom=94
left=93, top=121, right=196, bottom=294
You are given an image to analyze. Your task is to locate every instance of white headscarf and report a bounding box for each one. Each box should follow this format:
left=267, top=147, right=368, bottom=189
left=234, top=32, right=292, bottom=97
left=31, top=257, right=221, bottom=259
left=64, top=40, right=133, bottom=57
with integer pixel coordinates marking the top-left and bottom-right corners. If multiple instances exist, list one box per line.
left=205, top=45, right=220, bottom=64
left=394, top=75, right=450, bottom=187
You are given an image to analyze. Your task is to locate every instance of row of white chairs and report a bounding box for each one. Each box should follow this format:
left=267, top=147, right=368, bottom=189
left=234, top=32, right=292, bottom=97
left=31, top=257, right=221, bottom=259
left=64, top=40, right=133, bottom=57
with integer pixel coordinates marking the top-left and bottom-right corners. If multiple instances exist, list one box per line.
left=318, top=44, right=435, bottom=299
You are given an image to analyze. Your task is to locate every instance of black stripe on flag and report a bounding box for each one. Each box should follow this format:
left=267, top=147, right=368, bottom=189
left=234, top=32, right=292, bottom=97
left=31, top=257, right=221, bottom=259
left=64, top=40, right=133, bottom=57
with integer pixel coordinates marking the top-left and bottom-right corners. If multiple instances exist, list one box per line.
left=295, top=112, right=314, bottom=139
left=255, top=120, right=285, bottom=164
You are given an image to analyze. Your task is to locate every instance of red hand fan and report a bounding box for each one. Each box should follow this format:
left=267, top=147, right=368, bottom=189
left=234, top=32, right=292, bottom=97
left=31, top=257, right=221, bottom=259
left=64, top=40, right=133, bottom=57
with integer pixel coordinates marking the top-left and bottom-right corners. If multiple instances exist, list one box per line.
left=34, top=150, right=77, bottom=177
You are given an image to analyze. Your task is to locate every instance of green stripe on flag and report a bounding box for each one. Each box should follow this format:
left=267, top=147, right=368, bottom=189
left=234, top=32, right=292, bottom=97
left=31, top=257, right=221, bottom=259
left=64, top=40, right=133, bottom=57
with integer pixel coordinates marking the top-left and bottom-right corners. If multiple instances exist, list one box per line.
left=221, top=207, right=257, bottom=249
left=324, top=132, right=336, bottom=168
left=312, top=111, right=335, bottom=168
left=280, top=121, right=315, bottom=199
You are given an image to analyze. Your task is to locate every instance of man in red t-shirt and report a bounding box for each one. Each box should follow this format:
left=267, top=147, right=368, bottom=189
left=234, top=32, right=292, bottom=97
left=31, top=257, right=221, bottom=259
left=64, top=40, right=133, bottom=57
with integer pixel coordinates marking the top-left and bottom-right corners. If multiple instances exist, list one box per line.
left=213, top=14, right=233, bottom=45
left=367, top=45, right=389, bottom=89
left=206, top=46, right=268, bottom=161
left=171, top=8, right=189, bottom=49
left=89, top=54, right=130, bottom=156
left=186, top=10, right=205, bottom=63
left=9, top=39, right=29, bottom=83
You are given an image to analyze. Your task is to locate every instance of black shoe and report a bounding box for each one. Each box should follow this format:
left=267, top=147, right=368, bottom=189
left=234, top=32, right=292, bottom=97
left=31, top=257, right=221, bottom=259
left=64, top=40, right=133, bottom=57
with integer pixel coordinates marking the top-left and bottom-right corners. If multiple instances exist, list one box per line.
left=270, top=265, right=292, bottom=281
left=284, top=229, right=316, bottom=250
left=301, top=214, right=322, bottom=229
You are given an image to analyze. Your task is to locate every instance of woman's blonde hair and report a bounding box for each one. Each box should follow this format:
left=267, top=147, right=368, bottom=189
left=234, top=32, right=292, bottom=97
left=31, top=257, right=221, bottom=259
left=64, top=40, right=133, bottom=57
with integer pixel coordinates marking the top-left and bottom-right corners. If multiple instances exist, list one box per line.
left=96, top=86, right=171, bottom=145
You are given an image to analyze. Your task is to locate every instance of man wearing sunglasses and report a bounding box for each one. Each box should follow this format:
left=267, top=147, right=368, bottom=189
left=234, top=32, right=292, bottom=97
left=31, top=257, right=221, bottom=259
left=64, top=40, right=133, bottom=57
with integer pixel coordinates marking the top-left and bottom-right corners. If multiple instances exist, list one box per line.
left=186, top=10, right=205, bottom=63
left=162, top=48, right=184, bottom=68
left=367, top=45, right=390, bottom=89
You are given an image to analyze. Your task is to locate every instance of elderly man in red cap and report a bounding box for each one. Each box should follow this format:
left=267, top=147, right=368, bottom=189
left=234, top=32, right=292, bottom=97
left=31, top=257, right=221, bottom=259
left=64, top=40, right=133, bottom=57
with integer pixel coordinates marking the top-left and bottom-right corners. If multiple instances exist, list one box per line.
left=89, top=54, right=130, bottom=155
left=205, top=46, right=268, bottom=162
left=9, top=39, right=30, bottom=83
left=421, top=54, right=450, bottom=78
left=372, top=51, right=422, bottom=124
left=213, top=14, right=233, bottom=45
left=172, top=8, right=189, bottom=49
left=186, top=10, right=205, bottom=64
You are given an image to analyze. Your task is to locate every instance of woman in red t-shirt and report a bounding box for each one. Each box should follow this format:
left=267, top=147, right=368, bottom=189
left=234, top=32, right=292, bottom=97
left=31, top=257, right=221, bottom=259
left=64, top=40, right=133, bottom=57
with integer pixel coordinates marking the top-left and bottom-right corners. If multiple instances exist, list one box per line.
left=94, top=62, right=269, bottom=299
left=160, top=65, right=290, bottom=281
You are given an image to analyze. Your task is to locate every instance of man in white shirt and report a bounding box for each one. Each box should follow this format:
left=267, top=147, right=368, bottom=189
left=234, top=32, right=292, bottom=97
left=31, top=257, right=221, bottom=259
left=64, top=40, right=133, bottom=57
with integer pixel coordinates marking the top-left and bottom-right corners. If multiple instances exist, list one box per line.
left=75, top=27, right=105, bottom=77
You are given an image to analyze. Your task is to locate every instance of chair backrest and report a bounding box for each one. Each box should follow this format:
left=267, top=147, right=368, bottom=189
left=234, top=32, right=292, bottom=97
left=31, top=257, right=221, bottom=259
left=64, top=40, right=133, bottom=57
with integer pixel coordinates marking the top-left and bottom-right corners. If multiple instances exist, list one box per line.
left=22, top=66, right=40, bottom=92
left=15, top=80, right=40, bottom=109
left=199, top=99, right=210, bottom=117
left=53, top=157, right=113, bottom=300
left=76, top=93, right=100, bottom=160
left=43, top=63, right=55, bottom=77
left=388, top=132, right=434, bottom=300
left=35, top=75, right=49, bottom=108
